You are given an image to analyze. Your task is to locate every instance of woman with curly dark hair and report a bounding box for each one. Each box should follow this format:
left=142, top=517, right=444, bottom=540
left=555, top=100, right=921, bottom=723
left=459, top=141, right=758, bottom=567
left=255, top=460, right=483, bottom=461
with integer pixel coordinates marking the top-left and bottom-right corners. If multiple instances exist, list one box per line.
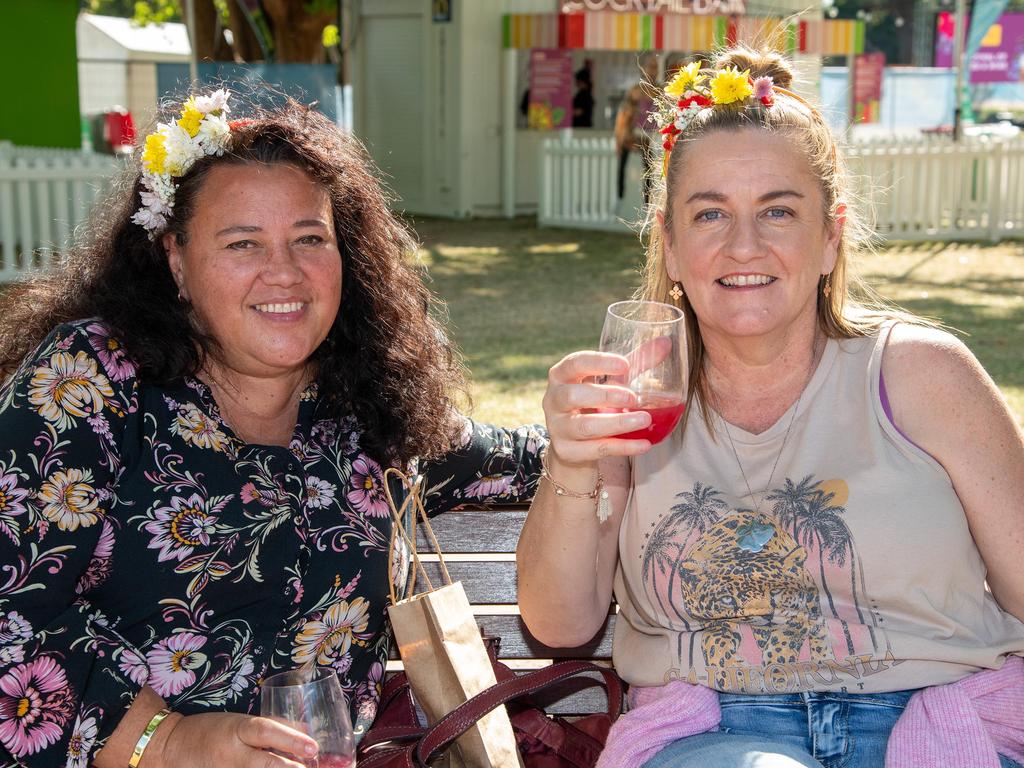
left=0, top=91, right=545, bottom=768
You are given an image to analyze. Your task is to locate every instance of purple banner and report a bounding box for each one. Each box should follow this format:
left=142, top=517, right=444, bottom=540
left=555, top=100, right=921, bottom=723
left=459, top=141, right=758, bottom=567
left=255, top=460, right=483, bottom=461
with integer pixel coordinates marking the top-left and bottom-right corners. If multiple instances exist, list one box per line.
left=528, top=49, right=573, bottom=130
left=936, top=11, right=1024, bottom=83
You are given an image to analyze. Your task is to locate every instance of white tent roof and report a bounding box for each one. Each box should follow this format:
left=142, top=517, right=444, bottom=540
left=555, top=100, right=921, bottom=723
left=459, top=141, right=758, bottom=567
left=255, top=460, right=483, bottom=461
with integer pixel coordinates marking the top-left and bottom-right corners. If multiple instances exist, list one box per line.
left=79, top=13, right=190, bottom=58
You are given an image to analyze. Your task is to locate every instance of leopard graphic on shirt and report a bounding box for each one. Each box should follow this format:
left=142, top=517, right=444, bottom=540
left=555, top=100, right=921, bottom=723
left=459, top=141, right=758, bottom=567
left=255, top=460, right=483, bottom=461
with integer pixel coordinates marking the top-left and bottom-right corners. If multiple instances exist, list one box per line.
left=641, top=477, right=885, bottom=681
left=677, top=508, right=833, bottom=674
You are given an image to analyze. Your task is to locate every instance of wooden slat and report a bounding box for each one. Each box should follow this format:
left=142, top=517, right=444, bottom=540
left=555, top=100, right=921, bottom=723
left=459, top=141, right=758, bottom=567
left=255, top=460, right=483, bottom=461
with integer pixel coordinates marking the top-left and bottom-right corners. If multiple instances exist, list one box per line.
left=416, top=508, right=528, bottom=553
left=474, top=613, right=615, bottom=660
left=416, top=561, right=518, bottom=603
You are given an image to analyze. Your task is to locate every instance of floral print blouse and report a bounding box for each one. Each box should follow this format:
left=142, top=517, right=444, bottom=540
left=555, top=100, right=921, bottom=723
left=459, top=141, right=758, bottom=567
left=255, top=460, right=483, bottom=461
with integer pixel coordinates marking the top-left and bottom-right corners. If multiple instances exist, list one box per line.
left=0, top=320, right=546, bottom=768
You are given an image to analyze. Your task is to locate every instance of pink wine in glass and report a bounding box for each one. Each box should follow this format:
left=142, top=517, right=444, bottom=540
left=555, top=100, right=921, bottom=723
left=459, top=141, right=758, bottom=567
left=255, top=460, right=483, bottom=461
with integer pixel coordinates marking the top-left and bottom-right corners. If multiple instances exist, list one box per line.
left=313, top=757, right=356, bottom=768
left=612, top=393, right=686, bottom=444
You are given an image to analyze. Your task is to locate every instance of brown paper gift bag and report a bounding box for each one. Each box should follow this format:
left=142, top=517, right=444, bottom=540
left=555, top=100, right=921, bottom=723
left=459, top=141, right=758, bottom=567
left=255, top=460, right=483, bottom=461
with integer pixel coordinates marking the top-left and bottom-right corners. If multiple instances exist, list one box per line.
left=384, top=469, right=523, bottom=768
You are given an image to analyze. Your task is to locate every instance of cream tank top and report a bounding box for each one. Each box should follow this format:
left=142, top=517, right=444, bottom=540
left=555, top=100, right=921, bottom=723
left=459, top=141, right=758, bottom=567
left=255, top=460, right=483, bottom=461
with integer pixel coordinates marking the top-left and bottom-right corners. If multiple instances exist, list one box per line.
left=613, top=326, right=1024, bottom=694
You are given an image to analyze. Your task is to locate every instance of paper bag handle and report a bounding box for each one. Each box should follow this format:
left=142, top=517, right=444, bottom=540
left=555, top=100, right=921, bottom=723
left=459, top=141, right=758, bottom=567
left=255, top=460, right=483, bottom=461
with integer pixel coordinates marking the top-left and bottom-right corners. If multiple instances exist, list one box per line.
left=384, top=468, right=453, bottom=604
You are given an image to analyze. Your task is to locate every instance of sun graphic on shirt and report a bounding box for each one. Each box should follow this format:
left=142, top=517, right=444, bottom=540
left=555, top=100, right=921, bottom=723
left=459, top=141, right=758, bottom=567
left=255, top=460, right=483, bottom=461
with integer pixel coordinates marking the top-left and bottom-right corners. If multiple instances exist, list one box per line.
left=816, top=478, right=849, bottom=506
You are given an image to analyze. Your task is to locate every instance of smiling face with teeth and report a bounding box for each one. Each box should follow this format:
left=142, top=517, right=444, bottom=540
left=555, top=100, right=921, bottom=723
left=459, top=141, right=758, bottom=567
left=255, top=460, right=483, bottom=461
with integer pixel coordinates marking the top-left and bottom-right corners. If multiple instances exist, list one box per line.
left=164, top=162, right=342, bottom=382
left=661, top=128, right=841, bottom=345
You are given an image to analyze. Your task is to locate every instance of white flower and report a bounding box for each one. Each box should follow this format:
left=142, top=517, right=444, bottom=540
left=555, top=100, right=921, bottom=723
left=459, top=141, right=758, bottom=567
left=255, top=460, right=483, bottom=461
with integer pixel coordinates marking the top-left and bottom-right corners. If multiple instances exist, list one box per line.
left=198, top=113, right=231, bottom=155
left=194, top=88, right=230, bottom=115
left=131, top=207, right=168, bottom=232
left=161, top=123, right=201, bottom=176
left=139, top=190, right=171, bottom=216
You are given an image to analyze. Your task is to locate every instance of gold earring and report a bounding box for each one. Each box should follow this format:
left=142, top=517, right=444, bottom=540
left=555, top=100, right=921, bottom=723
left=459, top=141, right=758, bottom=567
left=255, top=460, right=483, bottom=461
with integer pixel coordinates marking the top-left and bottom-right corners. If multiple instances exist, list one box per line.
left=822, top=275, right=832, bottom=298
left=670, top=282, right=683, bottom=301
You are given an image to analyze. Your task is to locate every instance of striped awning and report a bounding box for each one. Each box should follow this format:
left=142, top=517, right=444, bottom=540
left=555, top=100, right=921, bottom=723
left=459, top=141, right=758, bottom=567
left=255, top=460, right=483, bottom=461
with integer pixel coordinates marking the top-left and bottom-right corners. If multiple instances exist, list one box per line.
left=502, top=13, right=864, bottom=56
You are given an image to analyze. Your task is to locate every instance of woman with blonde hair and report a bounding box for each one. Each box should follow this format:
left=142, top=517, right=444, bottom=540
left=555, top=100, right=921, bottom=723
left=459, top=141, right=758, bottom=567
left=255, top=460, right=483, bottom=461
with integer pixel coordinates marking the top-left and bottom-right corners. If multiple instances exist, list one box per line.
left=518, top=46, right=1024, bottom=767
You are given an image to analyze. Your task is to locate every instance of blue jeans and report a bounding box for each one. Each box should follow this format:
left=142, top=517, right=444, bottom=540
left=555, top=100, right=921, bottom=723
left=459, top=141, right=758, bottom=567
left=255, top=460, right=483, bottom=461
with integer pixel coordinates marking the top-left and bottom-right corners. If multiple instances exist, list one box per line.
left=641, top=690, right=1024, bottom=768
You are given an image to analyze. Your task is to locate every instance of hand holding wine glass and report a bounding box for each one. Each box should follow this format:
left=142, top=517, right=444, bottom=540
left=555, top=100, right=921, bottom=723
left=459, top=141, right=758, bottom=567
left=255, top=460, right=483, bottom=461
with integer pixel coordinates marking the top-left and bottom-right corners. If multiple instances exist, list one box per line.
left=598, top=300, right=687, bottom=445
left=260, top=667, right=356, bottom=768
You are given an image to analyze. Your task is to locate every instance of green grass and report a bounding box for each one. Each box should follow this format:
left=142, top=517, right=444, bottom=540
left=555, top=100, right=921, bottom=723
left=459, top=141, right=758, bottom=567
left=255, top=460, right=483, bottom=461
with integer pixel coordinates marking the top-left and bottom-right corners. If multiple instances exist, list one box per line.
left=413, top=217, right=1024, bottom=428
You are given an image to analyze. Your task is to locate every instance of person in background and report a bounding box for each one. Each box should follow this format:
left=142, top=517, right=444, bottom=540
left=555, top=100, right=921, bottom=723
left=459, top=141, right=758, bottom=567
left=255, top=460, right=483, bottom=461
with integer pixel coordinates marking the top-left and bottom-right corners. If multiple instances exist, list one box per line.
left=0, top=90, right=545, bottom=768
left=573, top=65, right=595, bottom=128
left=519, top=46, right=1024, bottom=768
left=615, top=52, right=659, bottom=205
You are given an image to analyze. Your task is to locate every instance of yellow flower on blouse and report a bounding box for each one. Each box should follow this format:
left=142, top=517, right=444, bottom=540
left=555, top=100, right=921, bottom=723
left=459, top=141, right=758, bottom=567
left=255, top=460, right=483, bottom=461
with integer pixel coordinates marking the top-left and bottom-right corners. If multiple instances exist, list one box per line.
left=38, top=468, right=101, bottom=531
left=709, top=67, right=754, bottom=105
left=292, top=597, right=371, bottom=666
left=170, top=402, right=230, bottom=453
left=28, top=350, right=115, bottom=431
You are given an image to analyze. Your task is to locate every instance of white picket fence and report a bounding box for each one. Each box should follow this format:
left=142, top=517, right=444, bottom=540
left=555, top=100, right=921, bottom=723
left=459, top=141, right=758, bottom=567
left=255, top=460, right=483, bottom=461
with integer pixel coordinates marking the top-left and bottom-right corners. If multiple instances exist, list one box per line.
left=539, top=132, right=1024, bottom=242
left=0, top=143, right=122, bottom=282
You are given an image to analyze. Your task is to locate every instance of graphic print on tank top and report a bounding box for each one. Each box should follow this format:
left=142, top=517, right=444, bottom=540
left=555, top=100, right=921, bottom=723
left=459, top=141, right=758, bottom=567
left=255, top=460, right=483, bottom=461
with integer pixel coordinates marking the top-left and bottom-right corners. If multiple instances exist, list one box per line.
left=641, top=476, right=896, bottom=693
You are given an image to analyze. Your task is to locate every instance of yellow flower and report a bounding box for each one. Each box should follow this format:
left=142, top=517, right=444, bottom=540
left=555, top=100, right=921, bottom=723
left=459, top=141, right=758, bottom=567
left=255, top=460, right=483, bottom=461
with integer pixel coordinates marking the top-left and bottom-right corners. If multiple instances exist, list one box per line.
left=709, top=67, right=754, bottom=106
left=665, top=61, right=705, bottom=99
left=28, top=350, right=115, bottom=431
left=141, top=132, right=167, bottom=175
left=292, top=597, right=370, bottom=666
left=170, top=402, right=229, bottom=453
left=177, top=100, right=204, bottom=138
left=38, top=468, right=101, bottom=531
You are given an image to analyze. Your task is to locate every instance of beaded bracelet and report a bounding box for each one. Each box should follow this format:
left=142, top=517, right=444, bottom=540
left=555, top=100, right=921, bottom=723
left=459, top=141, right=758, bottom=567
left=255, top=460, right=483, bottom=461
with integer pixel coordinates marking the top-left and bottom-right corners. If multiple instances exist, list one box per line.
left=128, top=708, right=172, bottom=768
left=540, top=448, right=612, bottom=522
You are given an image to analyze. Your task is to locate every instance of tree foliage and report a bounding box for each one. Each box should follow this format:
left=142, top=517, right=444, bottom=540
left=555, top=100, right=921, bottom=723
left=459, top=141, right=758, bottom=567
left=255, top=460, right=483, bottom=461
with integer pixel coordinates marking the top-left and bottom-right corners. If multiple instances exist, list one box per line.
left=79, top=0, right=337, bottom=63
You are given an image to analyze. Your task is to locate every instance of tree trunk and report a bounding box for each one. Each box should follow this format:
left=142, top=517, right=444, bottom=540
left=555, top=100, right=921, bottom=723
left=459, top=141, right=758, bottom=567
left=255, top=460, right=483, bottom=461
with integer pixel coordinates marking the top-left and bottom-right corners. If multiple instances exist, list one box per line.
left=185, top=0, right=233, bottom=62
left=262, top=0, right=336, bottom=63
left=225, top=0, right=266, bottom=62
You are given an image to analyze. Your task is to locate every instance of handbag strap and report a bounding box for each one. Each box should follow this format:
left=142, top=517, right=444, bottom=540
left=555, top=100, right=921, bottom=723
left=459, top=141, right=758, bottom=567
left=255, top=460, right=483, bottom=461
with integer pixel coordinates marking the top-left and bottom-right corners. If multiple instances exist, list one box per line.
left=414, top=660, right=623, bottom=766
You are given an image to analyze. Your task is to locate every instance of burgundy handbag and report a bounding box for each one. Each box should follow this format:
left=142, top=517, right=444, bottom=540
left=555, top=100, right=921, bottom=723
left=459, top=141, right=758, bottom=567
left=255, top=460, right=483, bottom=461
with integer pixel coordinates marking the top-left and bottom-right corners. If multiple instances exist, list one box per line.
left=357, top=652, right=623, bottom=768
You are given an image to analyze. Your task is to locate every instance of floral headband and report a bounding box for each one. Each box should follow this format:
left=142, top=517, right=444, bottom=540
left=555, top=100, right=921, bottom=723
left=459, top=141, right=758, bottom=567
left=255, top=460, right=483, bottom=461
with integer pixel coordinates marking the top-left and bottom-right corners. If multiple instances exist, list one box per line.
left=131, top=89, right=234, bottom=238
left=651, top=62, right=816, bottom=175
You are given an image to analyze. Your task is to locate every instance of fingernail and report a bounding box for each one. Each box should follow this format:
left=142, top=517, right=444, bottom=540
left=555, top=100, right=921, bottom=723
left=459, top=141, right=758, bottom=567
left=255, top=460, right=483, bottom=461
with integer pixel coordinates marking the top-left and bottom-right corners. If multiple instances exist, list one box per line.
left=624, top=414, right=648, bottom=427
left=304, top=743, right=319, bottom=756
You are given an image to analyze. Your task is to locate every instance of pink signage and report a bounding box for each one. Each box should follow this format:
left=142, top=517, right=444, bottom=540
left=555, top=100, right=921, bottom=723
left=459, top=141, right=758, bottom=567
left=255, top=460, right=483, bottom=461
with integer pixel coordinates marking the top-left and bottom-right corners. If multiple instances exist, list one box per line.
left=936, top=11, right=1024, bottom=83
left=528, top=49, right=573, bottom=130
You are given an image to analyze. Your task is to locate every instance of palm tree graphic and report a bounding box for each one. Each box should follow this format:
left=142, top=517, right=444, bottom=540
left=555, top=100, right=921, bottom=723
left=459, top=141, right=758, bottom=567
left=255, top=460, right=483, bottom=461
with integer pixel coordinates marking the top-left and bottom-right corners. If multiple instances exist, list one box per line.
left=767, top=475, right=881, bottom=655
left=643, top=482, right=727, bottom=631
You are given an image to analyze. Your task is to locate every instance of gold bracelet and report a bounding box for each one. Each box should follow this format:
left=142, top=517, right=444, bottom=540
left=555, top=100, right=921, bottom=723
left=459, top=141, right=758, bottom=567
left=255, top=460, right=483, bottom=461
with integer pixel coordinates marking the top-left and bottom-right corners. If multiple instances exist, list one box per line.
left=128, top=708, right=171, bottom=768
left=540, top=449, right=613, bottom=522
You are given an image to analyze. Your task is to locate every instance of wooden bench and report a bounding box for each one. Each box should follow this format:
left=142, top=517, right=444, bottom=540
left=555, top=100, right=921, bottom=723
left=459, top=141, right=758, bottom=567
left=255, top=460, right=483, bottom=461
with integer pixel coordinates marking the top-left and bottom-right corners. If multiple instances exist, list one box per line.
left=400, top=503, right=619, bottom=716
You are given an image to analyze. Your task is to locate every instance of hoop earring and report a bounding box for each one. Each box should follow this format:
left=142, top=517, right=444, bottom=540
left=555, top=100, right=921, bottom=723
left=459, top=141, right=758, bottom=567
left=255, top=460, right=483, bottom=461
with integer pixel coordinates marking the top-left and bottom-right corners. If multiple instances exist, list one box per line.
left=670, top=282, right=683, bottom=301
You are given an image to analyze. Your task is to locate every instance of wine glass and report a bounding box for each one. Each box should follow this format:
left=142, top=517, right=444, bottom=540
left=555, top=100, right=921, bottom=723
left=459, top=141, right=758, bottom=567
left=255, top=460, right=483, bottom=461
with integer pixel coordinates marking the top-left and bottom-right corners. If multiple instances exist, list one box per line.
left=260, top=666, right=356, bottom=768
left=599, top=300, right=687, bottom=445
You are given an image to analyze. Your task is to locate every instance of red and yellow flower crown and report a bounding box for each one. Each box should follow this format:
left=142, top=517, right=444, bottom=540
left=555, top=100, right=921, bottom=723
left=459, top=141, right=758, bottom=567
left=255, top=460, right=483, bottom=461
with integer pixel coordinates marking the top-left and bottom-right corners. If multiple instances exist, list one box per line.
left=651, top=62, right=814, bottom=175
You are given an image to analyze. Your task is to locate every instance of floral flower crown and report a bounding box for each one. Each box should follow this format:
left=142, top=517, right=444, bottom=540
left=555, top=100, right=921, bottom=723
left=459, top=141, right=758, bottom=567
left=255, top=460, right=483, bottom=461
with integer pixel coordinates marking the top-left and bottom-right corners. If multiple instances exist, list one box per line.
left=131, top=89, right=235, bottom=238
left=651, top=62, right=806, bottom=175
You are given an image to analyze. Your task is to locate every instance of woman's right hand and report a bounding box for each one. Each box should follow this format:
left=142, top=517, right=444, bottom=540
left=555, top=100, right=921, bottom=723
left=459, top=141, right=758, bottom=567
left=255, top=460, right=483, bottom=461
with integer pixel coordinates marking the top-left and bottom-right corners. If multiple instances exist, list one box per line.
left=153, top=712, right=319, bottom=768
left=543, top=350, right=653, bottom=466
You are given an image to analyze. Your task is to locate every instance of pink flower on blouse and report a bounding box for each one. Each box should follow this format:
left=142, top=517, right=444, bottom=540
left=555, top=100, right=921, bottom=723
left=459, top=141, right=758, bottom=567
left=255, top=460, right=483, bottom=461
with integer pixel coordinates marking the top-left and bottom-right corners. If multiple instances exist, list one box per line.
left=0, top=471, right=29, bottom=545
left=146, top=632, right=208, bottom=698
left=0, top=656, right=73, bottom=758
left=463, top=473, right=514, bottom=499
left=85, top=323, right=137, bottom=382
left=347, top=455, right=389, bottom=518
left=117, top=646, right=149, bottom=687
left=75, top=519, right=115, bottom=594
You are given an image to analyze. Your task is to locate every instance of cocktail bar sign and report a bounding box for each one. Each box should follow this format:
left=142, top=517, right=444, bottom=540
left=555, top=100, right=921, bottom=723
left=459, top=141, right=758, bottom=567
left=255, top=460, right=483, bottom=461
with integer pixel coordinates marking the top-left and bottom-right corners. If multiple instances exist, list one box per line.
left=560, top=0, right=748, bottom=15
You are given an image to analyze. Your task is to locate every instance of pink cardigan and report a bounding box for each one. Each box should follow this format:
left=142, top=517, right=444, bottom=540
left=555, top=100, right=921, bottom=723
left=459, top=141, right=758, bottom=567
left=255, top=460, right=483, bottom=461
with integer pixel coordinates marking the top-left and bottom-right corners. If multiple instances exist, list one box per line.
left=596, top=656, right=1024, bottom=768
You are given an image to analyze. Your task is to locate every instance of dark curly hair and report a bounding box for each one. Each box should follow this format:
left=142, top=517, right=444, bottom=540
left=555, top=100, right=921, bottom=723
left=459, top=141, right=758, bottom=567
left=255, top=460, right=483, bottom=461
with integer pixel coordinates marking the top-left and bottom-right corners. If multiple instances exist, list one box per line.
left=0, top=96, right=468, bottom=466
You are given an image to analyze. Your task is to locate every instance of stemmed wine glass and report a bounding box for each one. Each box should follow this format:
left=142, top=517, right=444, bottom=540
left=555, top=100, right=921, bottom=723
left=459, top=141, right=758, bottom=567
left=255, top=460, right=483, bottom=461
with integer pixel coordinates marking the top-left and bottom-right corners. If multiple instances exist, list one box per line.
left=260, top=666, right=356, bottom=768
left=599, top=300, right=687, bottom=445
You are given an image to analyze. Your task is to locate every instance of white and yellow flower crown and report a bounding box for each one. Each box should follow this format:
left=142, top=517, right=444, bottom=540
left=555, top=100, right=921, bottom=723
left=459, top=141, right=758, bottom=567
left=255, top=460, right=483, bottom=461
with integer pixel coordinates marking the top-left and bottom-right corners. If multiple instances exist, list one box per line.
left=131, top=89, right=234, bottom=238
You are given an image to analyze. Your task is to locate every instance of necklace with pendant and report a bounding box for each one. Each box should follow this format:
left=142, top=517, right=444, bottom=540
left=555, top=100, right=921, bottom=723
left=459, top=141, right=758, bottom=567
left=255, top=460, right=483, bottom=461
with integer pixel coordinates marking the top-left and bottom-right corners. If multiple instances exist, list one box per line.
left=713, top=344, right=819, bottom=552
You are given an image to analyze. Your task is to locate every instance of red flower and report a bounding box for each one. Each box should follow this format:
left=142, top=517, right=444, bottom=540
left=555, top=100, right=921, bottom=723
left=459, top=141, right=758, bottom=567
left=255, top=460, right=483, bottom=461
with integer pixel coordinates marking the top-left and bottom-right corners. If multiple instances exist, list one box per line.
left=678, top=93, right=712, bottom=110
left=228, top=119, right=253, bottom=130
left=760, top=95, right=774, bottom=107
